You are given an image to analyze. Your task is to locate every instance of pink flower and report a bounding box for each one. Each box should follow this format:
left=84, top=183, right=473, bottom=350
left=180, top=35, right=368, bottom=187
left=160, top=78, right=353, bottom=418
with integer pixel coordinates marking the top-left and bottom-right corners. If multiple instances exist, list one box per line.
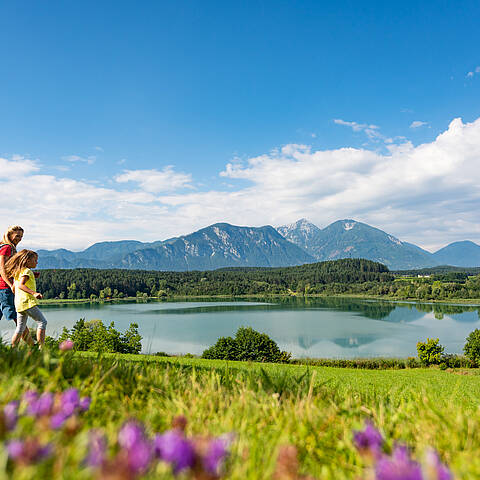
left=59, top=339, right=74, bottom=351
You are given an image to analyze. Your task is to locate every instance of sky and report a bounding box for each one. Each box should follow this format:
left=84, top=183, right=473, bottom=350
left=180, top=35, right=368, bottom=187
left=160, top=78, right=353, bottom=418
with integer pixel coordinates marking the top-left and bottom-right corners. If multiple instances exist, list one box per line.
left=1, top=0, right=480, bottom=251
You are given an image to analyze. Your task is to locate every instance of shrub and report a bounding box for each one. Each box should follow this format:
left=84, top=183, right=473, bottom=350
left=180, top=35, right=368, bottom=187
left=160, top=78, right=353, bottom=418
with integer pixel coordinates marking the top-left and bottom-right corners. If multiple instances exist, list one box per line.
left=202, top=336, right=239, bottom=360
left=416, top=338, right=444, bottom=366
left=44, top=336, right=60, bottom=350
left=406, top=357, right=420, bottom=368
left=202, top=327, right=291, bottom=363
left=294, top=357, right=412, bottom=369
left=464, top=329, right=480, bottom=366
left=58, top=318, right=142, bottom=354
left=440, top=353, right=472, bottom=368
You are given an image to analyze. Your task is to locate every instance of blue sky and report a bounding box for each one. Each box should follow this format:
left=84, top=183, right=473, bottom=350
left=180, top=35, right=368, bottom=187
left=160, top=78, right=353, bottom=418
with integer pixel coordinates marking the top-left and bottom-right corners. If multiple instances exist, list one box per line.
left=1, top=1, right=480, bottom=250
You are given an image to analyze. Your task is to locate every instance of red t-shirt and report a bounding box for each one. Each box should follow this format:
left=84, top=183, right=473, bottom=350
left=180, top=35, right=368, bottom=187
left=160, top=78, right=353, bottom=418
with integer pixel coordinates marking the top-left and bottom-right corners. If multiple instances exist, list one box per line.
left=0, top=244, right=12, bottom=289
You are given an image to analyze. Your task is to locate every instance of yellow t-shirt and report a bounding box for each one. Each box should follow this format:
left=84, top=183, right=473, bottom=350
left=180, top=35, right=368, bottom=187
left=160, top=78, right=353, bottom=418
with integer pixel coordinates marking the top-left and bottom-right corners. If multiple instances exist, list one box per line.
left=14, top=268, right=38, bottom=312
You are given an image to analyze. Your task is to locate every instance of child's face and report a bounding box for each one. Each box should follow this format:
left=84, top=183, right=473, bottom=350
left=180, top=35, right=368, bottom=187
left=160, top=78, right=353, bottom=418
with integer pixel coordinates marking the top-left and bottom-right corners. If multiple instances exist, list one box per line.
left=27, top=255, right=38, bottom=268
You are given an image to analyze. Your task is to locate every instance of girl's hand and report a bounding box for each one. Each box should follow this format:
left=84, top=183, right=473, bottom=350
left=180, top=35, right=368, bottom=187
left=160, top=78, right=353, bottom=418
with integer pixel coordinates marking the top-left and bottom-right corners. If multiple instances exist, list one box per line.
left=34, top=271, right=40, bottom=278
left=34, top=292, right=43, bottom=299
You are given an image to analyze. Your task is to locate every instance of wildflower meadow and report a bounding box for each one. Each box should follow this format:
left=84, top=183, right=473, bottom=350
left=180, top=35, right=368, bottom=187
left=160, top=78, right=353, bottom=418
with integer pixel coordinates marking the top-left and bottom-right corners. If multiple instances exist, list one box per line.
left=1, top=343, right=480, bottom=479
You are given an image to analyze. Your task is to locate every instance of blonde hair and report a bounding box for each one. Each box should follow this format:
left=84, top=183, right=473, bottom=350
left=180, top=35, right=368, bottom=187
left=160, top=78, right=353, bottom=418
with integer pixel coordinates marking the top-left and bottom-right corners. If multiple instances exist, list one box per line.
left=1, top=225, right=24, bottom=255
left=5, top=249, right=37, bottom=279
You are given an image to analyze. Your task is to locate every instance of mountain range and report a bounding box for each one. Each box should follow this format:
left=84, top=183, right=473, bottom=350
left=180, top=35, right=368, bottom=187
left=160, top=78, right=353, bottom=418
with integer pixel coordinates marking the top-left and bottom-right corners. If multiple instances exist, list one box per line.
left=36, top=219, right=480, bottom=271
left=37, top=224, right=313, bottom=271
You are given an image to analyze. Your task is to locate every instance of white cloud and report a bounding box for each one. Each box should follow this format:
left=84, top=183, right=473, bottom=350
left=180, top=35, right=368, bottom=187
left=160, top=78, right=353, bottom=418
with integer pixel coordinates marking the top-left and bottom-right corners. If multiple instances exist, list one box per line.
left=410, top=120, right=429, bottom=129
left=0, top=156, right=39, bottom=178
left=466, top=66, right=480, bottom=78
left=62, top=155, right=96, bottom=165
left=3, top=116, right=480, bottom=252
left=115, top=166, right=192, bottom=193
left=333, top=119, right=379, bottom=132
left=333, top=119, right=385, bottom=141
left=94, top=146, right=104, bottom=152
left=215, top=116, right=480, bottom=250
left=54, top=165, right=71, bottom=172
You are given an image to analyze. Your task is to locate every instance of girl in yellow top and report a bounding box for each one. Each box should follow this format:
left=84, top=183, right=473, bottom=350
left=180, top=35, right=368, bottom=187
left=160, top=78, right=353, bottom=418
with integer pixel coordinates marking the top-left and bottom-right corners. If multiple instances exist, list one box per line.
left=5, top=249, right=47, bottom=347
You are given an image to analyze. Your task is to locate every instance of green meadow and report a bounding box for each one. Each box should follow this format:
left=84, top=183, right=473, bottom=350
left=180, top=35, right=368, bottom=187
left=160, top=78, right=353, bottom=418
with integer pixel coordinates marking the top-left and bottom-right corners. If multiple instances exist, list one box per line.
left=1, top=348, right=480, bottom=479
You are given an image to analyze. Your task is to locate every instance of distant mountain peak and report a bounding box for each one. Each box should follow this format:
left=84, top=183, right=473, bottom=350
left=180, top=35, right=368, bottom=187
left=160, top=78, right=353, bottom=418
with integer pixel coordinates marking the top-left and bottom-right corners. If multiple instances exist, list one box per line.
left=276, top=219, right=322, bottom=252
left=278, top=218, right=437, bottom=270
left=433, top=240, right=480, bottom=267
left=296, top=218, right=314, bottom=226
left=277, top=218, right=320, bottom=235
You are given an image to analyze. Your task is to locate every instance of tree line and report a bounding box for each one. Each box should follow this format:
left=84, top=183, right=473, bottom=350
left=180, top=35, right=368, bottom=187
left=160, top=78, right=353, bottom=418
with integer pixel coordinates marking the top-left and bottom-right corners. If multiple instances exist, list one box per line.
left=36, top=258, right=392, bottom=299
left=35, top=257, right=480, bottom=301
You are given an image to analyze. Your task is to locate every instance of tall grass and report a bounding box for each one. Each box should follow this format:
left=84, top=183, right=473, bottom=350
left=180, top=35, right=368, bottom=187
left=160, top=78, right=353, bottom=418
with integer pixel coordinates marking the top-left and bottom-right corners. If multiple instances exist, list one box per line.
left=1, top=347, right=480, bottom=478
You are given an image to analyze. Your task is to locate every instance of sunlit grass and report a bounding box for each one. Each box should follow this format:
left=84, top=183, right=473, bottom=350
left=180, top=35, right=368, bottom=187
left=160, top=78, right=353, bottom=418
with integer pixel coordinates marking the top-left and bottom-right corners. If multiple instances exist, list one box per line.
left=1, top=348, right=480, bottom=478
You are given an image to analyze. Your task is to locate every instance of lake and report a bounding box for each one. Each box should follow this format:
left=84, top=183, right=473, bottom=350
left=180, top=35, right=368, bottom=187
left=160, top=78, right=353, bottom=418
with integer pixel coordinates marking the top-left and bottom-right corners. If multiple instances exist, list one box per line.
left=1, top=297, right=480, bottom=358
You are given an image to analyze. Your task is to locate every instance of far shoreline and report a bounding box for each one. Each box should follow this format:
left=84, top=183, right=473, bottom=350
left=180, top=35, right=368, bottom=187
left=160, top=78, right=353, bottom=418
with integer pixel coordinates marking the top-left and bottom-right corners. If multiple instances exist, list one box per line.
left=39, top=293, right=480, bottom=306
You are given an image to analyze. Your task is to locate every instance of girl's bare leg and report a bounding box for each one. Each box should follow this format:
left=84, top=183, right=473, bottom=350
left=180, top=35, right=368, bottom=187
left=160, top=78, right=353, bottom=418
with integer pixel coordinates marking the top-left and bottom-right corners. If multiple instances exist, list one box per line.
left=11, top=332, right=22, bottom=347
left=37, top=328, right=46, bottom=347
left=12, top=317, right=35, bottom=346
left=22, top=327, right=35, bottom=346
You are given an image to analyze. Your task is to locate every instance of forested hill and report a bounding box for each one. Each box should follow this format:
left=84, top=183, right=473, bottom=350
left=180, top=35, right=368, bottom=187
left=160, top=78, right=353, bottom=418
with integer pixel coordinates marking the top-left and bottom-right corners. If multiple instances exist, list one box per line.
left=36, top=258, right=393, bottom=299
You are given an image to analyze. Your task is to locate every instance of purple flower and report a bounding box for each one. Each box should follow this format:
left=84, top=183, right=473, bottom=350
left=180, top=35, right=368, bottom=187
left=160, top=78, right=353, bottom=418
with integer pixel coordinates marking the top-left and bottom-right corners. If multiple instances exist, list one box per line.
left=59, top=339, right=74, bottom=351
left=7, top=439, right=52, bottom=465
left=203, top=435, right=233, bottom=475
left=127, top=438, right=153, bottom=474
left=79, top=397, right=91, bottom=412
left=60, top=388, right=80, bottom=416
left=50, top=412, right=68, bottom=429
left=376, top=445, right=423, bottom=480
left=118, top=421, right=146, bottom=450
left=353, top=421, right=384, bottom=455
left=154, top=430, right=195, bottom=473
left=3, top=401, right=19, bottom=430
left=25, top=391, right=54, bottom=417
left=424, top=449, right=452, bottom=480
left=117, top=421, right=153, bottom=474
left=28, top=392, right=54, bottom=417
left=7, top=439, right=24, bottom=460
left=84, top=430, right=107, bottom=468
left=23, top=390, right=39, bottom=409
left=36, top=444, right=53, bottom=461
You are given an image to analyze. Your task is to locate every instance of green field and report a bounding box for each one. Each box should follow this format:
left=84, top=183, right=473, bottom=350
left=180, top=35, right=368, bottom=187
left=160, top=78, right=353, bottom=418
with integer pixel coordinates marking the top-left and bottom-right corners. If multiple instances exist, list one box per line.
left=1, top=349, right=479, bottom=479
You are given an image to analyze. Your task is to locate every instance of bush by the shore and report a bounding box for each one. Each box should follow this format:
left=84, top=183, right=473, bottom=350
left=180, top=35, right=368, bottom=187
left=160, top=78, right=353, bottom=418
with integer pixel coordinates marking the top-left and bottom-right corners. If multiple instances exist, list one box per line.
left=46, top=318, right=142, bottom=354
left=202, top=327, right=291, bottom=362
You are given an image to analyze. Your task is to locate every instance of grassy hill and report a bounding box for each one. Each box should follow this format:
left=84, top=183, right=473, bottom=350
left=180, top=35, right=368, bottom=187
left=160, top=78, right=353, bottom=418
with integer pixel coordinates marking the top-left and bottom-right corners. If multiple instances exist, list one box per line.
left=1, top=348, right=479, bottom=479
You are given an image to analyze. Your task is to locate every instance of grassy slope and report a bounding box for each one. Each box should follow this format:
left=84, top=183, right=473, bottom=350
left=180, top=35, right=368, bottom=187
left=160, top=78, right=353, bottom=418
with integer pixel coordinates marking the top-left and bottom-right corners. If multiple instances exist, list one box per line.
left=2, top=350, right=480, bottom=478
left=81, top=352, right=480, bottom=407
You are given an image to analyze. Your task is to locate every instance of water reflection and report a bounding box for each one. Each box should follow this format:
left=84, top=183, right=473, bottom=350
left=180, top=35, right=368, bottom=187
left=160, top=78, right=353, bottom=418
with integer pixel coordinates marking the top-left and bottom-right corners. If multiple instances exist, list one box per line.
left=1, top=297, right=479, bottom=358
left=127, top=297, right=398, bottom=321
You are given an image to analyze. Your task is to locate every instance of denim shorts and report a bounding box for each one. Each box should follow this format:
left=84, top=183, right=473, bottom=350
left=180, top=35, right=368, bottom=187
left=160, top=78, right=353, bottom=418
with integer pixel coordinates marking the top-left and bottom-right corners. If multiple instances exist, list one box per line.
left=0, top=288, right=17, bottom=323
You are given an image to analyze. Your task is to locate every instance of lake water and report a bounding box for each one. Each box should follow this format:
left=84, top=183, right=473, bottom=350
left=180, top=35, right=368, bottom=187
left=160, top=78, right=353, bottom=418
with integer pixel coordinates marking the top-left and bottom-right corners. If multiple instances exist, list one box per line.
left=1, top=297, right=480, bottom=358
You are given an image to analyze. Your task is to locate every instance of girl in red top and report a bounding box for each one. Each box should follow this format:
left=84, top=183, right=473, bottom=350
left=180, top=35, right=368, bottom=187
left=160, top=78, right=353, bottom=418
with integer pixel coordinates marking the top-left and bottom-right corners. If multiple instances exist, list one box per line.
left=0, top=225, right=34, bottom=345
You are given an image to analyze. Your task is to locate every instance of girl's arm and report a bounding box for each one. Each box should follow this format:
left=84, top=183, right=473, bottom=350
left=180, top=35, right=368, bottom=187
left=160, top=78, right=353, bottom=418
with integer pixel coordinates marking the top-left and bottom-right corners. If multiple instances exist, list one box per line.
left=18, top=275, right=43, bottom=299
left=0, top=255, right=13, bottom=290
